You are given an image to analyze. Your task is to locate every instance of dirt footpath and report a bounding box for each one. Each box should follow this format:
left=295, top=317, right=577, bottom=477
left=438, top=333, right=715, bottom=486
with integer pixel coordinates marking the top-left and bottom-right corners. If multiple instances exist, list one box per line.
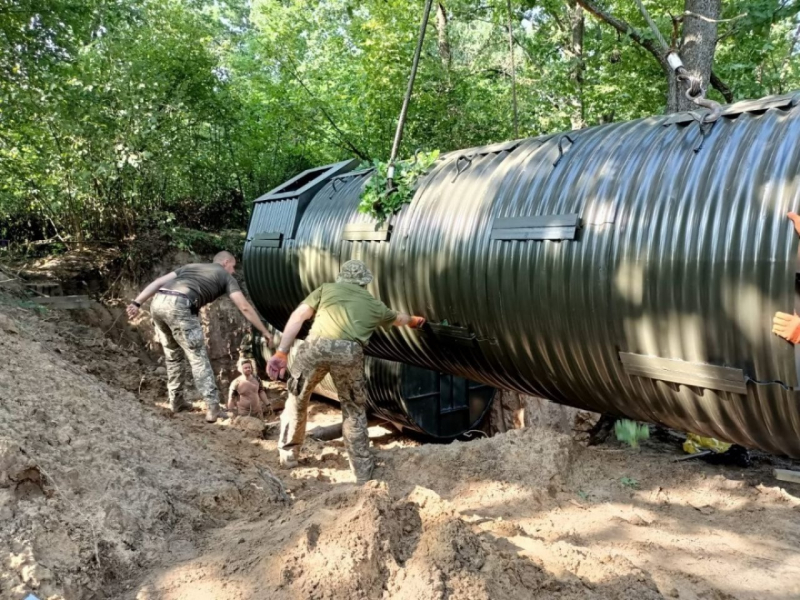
left=1, top=300, right=800, bottom=600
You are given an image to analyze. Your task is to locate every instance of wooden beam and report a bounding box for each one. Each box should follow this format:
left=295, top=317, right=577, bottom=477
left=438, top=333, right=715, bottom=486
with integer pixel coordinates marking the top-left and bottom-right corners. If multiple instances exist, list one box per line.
left=31, top=295, right=91, bottom=310
left=774, top=469, right=800, bottom=485
left=308, top=423, right=343, bottom=441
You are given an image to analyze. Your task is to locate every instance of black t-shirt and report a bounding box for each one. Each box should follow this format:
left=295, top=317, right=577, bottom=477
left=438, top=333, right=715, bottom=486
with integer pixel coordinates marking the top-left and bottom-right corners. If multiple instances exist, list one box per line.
left=162, top=263, right=241, bottom=308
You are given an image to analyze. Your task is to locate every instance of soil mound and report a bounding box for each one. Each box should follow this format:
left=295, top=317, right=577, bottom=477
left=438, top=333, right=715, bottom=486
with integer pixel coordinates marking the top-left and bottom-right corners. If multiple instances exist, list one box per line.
left=0, top=306, right=280, bottom=600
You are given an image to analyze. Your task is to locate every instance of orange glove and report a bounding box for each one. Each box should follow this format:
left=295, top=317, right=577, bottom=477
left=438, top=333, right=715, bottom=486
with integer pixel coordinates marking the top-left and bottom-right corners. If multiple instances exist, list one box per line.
left=788, top=212, right=800, bottom=237
left=267, top=350, right=288, bottom=380
left=772, top=312, right=800, bottom=344
left=408, top=316, right=426, bottom=329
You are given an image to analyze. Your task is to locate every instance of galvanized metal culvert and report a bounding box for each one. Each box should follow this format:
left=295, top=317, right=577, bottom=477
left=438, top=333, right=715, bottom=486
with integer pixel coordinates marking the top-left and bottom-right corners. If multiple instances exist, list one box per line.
left=245, top=92, right=800, bottom=456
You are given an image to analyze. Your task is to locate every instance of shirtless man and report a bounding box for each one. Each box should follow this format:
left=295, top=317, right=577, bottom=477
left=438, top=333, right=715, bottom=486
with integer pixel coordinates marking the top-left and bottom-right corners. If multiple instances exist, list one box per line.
left=227, top=359, right=268, bottom=418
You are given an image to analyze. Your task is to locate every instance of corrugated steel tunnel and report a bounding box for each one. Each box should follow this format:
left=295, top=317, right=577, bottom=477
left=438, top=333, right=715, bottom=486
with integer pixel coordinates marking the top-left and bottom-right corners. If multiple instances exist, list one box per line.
left=244, top=92, right=800, bottom=456
left=251, top=327, right=496, bottom=438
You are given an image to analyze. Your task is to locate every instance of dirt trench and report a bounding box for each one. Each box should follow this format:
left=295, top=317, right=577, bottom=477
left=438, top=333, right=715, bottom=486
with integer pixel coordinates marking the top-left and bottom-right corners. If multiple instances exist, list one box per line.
left=2, top=254, right=800, bottom=600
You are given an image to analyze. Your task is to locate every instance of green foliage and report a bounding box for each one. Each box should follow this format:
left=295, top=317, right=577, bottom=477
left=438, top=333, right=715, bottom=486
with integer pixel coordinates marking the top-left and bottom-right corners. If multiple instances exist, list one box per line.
left=161, top=226, right=246, bottom=257
left=620, top=477, right=639, bottom=489
left=357, top=150, right=440, bottom=223
left=2, top=0, right=799, bottom=245
left=615, top=419, right=650, bottom=449
left=14, top=300, right=48, bottom=315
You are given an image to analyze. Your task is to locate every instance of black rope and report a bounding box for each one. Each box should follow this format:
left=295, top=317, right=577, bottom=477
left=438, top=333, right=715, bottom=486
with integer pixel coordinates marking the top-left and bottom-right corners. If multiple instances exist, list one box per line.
left=745, top=375, right=800, bottom=392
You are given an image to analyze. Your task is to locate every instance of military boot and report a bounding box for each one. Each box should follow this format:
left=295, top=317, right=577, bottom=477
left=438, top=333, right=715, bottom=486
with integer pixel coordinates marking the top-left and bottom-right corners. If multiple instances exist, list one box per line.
left=205, top=404, right=228, bottom=423
left=279, top=449, right=299, bottom=469
left=170, top=399, right=193, bottom=414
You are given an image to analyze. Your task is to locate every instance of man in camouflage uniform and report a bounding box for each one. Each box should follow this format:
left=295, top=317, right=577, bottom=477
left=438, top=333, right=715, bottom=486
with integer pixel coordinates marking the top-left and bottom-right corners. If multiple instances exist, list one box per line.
left=127, top=251, right=273, bottom=423
left=267, top=260, right=426, bottom=483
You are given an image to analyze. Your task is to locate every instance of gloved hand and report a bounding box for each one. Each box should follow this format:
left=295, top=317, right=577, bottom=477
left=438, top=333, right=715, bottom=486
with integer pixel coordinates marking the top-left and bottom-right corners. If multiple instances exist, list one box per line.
left=408, top=316, right=426, bottom=329
left=267, top=351, right=288, bottom=380
left=772, top=312, right=800, bottom=344
left=788, top=212, right=800, bottom=237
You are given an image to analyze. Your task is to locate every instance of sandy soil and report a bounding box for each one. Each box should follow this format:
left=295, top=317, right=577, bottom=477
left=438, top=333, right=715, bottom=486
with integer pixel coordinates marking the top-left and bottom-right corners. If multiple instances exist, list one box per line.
left=1, top=296, right=800, bottom=600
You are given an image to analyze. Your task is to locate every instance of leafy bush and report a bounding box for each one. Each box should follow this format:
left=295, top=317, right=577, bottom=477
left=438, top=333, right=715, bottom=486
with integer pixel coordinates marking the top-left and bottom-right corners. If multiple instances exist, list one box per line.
left=358, top=150, right=439, bottom=223
left=163, top=227, right=246, bottom=257
left=614, top=419, right=650, bottom=449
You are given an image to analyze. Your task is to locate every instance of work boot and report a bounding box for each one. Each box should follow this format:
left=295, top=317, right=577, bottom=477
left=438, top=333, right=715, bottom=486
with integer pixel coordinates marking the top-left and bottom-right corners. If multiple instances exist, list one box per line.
left=170, top=399, right=193, bottom=414
left=279, top=449, right=299, bottom=469
left=205, top=404, right=228, bottom=423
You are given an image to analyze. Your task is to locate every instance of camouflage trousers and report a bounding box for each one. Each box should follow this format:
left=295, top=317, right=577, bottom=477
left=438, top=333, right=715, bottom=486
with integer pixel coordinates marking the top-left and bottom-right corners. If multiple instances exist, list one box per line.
left=279, top=336, right=373, bottom=482
left=151, top=293, right=221, bottom=410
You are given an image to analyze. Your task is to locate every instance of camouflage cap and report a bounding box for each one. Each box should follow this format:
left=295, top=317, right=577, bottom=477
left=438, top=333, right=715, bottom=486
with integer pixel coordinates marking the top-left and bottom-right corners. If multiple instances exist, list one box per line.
left=337, top=259, right=373, bottom=286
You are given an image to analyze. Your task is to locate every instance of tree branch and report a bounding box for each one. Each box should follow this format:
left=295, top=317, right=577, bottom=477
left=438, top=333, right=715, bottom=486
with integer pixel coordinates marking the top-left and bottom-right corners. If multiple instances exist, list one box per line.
left=281, top=56, right=369, bottom=160
left=709, top=71, right=733, bottom=103
left=775, top=0, right=800, bottom=21
left=574, top=0, right=668, bottom=68
left=780, top=21, right=800, bottom=83
left=577, top=0, right=734, bottom=108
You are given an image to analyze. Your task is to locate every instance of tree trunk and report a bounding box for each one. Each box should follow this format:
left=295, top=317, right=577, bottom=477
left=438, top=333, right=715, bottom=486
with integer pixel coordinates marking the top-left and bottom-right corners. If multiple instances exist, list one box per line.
left=567, top=0, right=585, bottom=129
left=436, top=2, right=451, bottom=69
left=576, top=0, right=731, bottom=114
left=668, top=0, right=721, bottom=113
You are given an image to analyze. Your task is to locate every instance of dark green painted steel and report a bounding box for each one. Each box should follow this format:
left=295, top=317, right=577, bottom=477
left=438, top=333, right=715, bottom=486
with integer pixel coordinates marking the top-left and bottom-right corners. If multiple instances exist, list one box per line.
left=245, top=92, right=800, bottom=456
left=312, top=355, right=496, bottom=438
left=251, top=329, right=495, bottom=439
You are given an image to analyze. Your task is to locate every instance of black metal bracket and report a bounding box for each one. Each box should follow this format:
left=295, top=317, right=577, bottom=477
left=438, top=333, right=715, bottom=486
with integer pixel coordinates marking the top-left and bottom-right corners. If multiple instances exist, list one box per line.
left=425, top=322, right=477, bottom=346
left=452, top=154, right=475, bottom=183
left=249, top=231, right=283, bottom=248
left=694, top=119, right=718, bottom=153
left=553, top=134, right=575, bottom=168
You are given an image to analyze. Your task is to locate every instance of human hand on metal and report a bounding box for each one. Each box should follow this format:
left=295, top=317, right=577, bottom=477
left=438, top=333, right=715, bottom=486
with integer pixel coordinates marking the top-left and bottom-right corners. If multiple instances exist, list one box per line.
left=408, top=316, right=426, bottom=329
left=267, top=351, right=288, bottom=380
left=788, top=212, right=800, bottom=237
left=772, top=312, right=800, bottom=344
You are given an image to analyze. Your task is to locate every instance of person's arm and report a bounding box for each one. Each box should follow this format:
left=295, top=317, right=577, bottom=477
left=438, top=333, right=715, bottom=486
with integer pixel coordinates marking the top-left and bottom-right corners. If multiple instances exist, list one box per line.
left=254, top=390, right=265, bottom=418
left=229, top=291, right=272, bottom=339
left=227, top=379, right=239, bottom=412
left=266, top=303, right=316, bottom=380
left=126, top=272, right=178, bottom=319
left=393, top=312, right=425, bottom=328
left=772, top=212, right=800, bottom=344
left=393, top=313, right=411, bottom=327
left=256, top=378, right=269, bottom=416
left=277, top=303, right=316, bottom=352
left=788, top=212, right=800, bottom=236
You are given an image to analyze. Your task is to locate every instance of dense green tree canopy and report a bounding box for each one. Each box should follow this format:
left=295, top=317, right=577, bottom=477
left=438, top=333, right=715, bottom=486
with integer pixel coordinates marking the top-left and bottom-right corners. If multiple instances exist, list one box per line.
left=1, top=0, right=798, bottom=244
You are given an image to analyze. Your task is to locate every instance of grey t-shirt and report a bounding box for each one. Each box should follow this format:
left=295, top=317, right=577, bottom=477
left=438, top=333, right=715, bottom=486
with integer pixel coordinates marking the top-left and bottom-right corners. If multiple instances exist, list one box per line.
left=162, top=263, right=241, bottom=308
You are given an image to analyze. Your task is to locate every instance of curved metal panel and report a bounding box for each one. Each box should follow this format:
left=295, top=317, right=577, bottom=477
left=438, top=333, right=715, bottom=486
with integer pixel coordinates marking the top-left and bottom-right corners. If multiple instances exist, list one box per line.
left=311, top=353, right=496, bottom=439
left=251, top=330, right=495, bottom=439
left=245, top=93, right=800, bottom=456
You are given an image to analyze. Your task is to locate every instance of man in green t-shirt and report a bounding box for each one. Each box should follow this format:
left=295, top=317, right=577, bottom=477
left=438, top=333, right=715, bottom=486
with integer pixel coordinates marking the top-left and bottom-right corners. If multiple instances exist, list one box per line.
left=267, top=259, right=425, bottom=482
